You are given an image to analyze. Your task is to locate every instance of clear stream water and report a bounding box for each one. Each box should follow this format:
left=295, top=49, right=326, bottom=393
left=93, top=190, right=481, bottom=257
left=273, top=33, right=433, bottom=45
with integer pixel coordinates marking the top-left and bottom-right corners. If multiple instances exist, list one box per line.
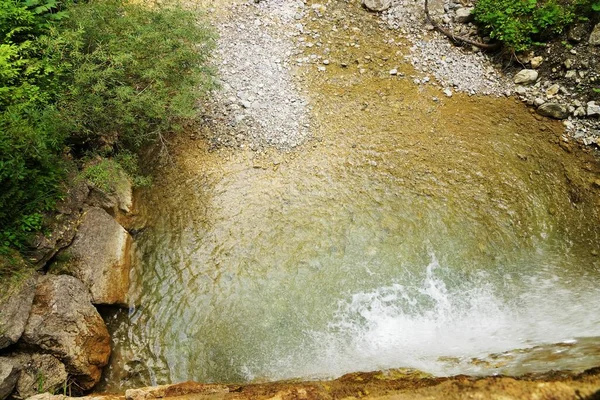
left=99, top=1, right=600, bottom=392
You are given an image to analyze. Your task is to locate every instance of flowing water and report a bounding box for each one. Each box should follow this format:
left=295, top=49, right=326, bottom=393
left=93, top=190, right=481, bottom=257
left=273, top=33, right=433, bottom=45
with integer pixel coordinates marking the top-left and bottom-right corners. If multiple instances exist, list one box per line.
left=99, top=1, right=600, bottom=392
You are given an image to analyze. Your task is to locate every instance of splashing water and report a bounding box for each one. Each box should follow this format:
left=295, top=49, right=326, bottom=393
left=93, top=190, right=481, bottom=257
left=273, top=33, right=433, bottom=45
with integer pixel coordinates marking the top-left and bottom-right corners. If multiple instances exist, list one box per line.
left=303, top=255, right=600, bottom=379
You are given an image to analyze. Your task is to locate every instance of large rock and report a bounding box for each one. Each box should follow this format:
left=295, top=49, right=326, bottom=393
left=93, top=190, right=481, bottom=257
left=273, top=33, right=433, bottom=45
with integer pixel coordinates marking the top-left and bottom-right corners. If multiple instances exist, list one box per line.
left=10, top=353, right=67, bottom=399
left=454, top=7, right=474, bottom=23
left=53, top=207, right=132, bottom=306
left=513, top=69, right=538, bottom=85
left=361, top=0, right=391, bottom=12
left=0, top=358, right=19, bottom=400
left=0, top=262, right=37, bottom=349
left=537, top=103, right=569, bottom=119
left=22, top=275, right=111, bottom=390
left=589, top=23, right=600, bottom=46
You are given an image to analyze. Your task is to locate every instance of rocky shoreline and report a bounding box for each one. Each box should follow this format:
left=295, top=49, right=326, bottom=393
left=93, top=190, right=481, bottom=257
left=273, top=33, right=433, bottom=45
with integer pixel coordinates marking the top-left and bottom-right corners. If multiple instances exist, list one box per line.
left=0, top=169, right=135, bottom=399
left=203, top=0, right=599, bottom=152
left=376, top=0, right=600, bottom=147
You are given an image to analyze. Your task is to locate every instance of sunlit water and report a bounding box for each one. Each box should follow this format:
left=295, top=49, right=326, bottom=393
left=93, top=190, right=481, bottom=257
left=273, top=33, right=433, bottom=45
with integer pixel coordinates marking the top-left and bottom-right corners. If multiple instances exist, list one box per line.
left=100, top=125, right=600, bottom=390
left=98, top=1, right=600, bottom=392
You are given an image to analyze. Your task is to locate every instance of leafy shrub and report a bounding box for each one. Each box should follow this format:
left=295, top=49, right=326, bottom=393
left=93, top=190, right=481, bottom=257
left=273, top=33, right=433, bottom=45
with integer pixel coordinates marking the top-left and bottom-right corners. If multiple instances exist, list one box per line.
left=1, top=0, right=216, bottom=252
left=0, top=0, right=69, bottom=250
left=57, top=0, right=217, bottom=151
left=80, top=158, right=122, bottom=193
left=473, top=0, right=599, bottom=51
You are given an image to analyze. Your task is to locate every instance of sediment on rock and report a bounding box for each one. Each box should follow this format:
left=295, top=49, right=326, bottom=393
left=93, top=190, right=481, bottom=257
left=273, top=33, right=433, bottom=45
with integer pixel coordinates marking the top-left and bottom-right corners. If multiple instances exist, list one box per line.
left=22, top=368, right=600, bottom=400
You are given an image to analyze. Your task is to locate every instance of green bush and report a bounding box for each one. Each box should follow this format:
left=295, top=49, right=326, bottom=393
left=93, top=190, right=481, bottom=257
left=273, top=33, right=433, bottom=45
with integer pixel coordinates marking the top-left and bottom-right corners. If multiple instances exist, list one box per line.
left=1, top=0, right=216, bottom=252
left=473, top=0, right=600, bottom=51
left=57, top=0, right=217, bottom=151
left=0, top=0, right=69, bottom=250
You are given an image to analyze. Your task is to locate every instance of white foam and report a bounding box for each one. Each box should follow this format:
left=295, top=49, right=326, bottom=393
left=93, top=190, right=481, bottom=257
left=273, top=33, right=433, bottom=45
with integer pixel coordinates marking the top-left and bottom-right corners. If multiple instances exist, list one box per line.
left=295, top=255, right=600, bottom=378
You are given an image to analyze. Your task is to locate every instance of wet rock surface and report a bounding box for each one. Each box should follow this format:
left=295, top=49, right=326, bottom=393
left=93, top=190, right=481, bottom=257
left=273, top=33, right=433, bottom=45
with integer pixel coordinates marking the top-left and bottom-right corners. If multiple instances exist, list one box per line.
left=52, top=207, right=132, bottom=306
left=23, top=369, right=600, bottom=400
left=537, top=103, right=570, bottom=120
left=22, top=275, right=111, bottom=390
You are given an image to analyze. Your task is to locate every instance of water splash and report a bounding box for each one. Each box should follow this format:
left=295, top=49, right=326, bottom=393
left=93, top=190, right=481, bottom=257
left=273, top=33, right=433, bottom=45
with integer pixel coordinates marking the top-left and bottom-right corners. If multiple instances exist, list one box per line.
left=300, top=255, right=600, bottom=378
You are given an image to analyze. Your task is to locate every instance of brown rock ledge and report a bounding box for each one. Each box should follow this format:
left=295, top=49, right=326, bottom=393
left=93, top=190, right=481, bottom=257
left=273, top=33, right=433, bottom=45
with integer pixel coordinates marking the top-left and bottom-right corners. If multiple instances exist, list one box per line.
left=25, top=368, right=600, bottom=400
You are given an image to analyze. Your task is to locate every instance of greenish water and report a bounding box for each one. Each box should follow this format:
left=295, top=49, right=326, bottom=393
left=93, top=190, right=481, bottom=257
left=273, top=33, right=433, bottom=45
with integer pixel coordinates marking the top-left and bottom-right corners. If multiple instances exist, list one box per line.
left=100, top=107, right=600, bottom=390
left=98, top=1, right=600, bottom=391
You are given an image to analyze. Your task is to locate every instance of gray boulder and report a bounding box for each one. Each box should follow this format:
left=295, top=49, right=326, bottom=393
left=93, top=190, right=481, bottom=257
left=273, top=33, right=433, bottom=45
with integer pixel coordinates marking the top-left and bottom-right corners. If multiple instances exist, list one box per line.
left=537, top=103, right=569, bottom=119
left=0, top=269, right=37, bottom=350
left=513, top=69, right=538, bottom=85
left=589, top=23, right=600, bottom=46
left=53, top=207, right=132, bottom=306
left=22, top=275, right=111, bottom=390
left=0, top=358, right=19, bottom=400
left=455, top=7, right=474, bottom=23
left=9, top=353, right=67, bottom=399
left=362, top=0, right=392, bottom=12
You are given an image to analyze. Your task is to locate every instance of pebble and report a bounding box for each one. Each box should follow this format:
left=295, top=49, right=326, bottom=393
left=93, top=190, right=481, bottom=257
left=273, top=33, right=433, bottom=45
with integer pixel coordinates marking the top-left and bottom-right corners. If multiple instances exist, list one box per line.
left=389, top=68, right=398, bottom=75
left=530, top=56, right=544, bottom=69
left=513, top=69, right=538, bottom=85
left=545, top=84, right=560, bottom=97
left=515, top=86, right=528, bottom=96
left=587, top=101, right=600, bottom=117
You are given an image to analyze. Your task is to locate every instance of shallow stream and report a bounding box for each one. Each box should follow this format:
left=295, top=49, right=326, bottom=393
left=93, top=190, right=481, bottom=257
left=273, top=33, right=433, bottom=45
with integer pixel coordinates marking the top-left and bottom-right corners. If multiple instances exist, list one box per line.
left=99, top=1, right=600, bottom=392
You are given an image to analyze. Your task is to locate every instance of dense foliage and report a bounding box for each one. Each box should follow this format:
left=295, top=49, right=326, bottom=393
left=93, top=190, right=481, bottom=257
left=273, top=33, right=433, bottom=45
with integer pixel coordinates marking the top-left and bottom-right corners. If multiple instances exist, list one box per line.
left=0, top=0, right=216, bottom=251
left=473, top=0, right=600, bottom=51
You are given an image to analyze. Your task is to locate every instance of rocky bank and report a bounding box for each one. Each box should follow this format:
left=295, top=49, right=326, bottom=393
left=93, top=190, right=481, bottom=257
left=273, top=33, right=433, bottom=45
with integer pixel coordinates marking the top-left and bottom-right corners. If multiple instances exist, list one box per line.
left=0, top=162, right=135, bottom=399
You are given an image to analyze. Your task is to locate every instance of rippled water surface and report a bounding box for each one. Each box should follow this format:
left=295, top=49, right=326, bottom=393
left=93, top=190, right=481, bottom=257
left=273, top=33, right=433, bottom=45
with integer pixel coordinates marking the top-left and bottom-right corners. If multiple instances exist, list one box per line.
left=99, top=1, right=600, bottom=392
